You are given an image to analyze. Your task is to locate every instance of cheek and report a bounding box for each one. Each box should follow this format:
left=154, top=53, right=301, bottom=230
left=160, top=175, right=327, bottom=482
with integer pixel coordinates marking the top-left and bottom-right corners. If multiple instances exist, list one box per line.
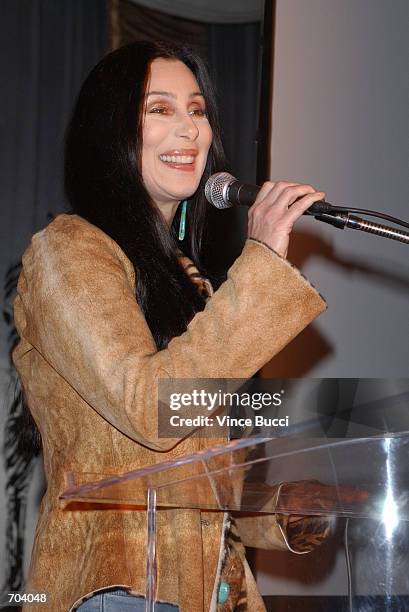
left=201, top=126, right=213, bottom=158
left=142, top=131, right=156, bottom=156
left=205, top=125, right=213, bottom=148
left=142, top=121, right=166, bottom=157
left=141, top=129, right=161, bottom=181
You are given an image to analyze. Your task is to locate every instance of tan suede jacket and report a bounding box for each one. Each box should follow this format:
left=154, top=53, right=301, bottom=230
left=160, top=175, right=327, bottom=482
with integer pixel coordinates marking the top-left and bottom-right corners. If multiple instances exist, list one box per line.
left=13, top=214, right=326, bottom=612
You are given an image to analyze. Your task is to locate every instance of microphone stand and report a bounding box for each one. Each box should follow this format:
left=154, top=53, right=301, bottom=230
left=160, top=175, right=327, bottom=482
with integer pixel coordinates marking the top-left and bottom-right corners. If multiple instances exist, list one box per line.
left=311, top=212, right=409, bottom=245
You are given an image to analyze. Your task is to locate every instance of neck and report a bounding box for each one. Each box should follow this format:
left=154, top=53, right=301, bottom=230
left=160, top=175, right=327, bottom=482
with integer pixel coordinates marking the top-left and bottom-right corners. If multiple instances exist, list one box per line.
left=156, top=200, right=180, bottom=227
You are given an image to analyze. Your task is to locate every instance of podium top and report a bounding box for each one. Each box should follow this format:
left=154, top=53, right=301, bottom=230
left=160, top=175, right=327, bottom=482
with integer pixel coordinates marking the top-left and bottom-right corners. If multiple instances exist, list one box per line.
left=60, top=432, right=409, bottom=521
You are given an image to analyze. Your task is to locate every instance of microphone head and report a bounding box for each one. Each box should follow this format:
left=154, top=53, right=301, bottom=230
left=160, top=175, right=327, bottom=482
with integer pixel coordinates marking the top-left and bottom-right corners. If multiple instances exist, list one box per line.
left=204, top=172, right=236, bottom=209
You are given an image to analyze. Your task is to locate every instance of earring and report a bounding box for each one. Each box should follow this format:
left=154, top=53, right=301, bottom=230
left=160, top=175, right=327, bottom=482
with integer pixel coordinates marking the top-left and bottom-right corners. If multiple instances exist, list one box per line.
left=178, top=200, right=188, bottom=241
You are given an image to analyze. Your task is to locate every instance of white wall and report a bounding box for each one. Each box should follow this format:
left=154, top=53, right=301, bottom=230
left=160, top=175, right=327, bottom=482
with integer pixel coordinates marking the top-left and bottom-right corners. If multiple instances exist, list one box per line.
left=257, top=0, right=409, bottom=596
left=263, top=0, right=409, bottom=380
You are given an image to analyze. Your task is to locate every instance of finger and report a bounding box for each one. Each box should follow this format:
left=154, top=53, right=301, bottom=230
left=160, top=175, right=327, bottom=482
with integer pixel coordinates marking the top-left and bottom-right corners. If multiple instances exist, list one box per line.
left=276, top=183, right=317, bottom=209
left=338, top=486, right=369, bottom=503
left=311, top=484, right=369, bottom=504
left=253, top=180, right=298, bottom=208
left=286, top=192, right=326, bottom=223
left=253, top=181, right=276, bottom=204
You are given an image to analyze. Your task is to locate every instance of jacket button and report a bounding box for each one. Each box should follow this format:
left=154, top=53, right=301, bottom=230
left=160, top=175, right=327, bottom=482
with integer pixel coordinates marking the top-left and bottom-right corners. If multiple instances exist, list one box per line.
left=217, top=582, right=230, bottom=604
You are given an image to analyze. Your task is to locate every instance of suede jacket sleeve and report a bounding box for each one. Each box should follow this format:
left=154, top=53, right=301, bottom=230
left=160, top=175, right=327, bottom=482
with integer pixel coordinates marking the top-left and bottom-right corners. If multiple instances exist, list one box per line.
left=14, top=214, right=326, bottom=452
left=235, top=484, right=334, bottom=554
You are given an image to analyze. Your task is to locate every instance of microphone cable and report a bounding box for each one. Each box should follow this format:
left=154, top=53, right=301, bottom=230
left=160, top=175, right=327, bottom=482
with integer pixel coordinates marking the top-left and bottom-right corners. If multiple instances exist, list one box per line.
left=305, top=203, right=409, bottom=230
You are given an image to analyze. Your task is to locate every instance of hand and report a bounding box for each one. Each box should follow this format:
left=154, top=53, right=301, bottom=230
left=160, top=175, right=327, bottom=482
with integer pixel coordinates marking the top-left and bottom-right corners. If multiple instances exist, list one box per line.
left=276, top=479, right=369, bottom=514
left=247, top=181, right=326, bottom=258
left=275, top=480, right=369, bottom=552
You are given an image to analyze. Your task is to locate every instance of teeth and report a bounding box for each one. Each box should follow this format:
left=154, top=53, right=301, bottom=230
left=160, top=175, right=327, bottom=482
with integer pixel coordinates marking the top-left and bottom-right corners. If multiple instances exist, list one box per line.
left=159, top=155, right=195, bottom=164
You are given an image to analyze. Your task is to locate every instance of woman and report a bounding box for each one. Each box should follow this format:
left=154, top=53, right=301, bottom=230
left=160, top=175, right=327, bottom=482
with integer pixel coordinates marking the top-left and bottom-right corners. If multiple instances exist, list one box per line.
left=13, top=41, right=327, bottom=611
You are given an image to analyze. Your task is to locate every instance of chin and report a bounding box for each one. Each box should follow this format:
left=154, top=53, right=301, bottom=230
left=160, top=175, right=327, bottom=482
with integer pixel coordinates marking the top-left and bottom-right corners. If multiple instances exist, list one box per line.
left=168, top=182, right=201, bottom=200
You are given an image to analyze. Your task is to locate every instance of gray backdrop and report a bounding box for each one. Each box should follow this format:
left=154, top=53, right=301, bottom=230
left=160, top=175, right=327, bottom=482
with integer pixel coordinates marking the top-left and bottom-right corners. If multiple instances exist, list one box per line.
left=262, top=0, right=409, bottom=381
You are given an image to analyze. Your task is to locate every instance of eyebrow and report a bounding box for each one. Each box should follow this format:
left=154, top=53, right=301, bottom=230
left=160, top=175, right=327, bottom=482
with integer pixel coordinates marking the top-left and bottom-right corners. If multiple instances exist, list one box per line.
left=147, top=90, right=204, bottom=99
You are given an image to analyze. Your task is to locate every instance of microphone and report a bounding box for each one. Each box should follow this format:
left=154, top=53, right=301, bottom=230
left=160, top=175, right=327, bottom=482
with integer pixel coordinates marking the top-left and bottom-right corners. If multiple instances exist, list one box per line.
left=204, top=172, right=333, bottom=215
left=204, top=172, right=409, bottom=245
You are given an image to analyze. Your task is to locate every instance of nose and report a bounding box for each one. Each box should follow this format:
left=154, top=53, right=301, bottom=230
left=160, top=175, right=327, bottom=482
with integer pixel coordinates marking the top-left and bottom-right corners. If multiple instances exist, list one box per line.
left=174, top=112, right=199, bottom=141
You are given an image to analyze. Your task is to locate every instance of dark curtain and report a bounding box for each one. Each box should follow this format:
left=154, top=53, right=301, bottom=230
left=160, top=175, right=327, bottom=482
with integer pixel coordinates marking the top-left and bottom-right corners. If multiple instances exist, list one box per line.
left=0, top=0, right=107, bottom=268
left=208, top=23, right=261, bottom=184
left=0, top=0, right=107, bottom=595
left=207, top=21, right=262, bottom=258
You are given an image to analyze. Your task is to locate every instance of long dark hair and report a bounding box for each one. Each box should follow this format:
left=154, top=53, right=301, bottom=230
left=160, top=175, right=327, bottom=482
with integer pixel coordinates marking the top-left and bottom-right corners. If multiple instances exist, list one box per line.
left=65, top=40, right=227, bottom=349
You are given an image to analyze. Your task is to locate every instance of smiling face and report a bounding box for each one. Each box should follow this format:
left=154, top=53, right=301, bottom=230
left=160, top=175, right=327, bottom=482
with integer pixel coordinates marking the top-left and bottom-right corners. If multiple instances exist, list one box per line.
left=141, top=58, right=213, bottom=224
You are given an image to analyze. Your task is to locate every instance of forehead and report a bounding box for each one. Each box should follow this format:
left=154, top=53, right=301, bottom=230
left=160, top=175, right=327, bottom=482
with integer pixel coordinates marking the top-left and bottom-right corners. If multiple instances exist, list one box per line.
left=146, top=58, right=201, bottom=94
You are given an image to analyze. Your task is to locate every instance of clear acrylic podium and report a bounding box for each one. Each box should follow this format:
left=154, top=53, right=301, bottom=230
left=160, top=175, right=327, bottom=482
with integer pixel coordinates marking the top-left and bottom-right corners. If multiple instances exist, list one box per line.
left=60, top=433, right=409, bottom=611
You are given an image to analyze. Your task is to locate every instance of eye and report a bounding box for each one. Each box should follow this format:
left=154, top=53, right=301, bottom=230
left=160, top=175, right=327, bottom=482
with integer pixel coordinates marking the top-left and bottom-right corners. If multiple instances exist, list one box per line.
left=148, top=106, right=170, bottom=114
left=189, top=107, right=207, bottom=117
